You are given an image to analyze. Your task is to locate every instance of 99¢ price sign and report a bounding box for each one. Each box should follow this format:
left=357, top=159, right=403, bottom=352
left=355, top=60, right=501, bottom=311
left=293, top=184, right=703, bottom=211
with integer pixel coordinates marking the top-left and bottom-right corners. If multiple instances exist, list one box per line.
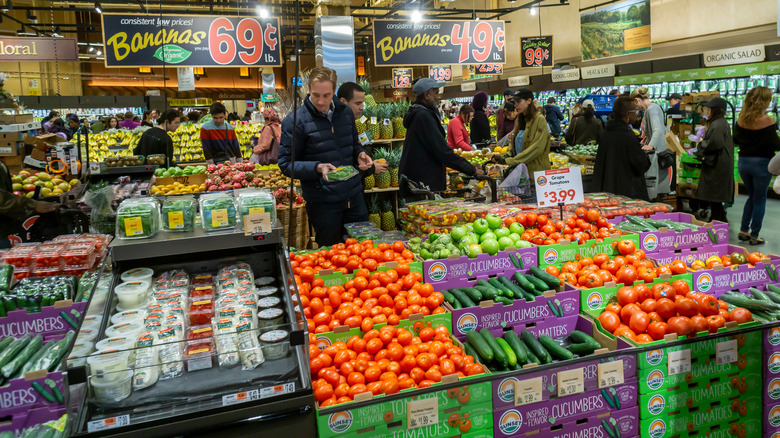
left=534, top=167, right=584, bottom=207
left=520, top=35, right=553, bottom=68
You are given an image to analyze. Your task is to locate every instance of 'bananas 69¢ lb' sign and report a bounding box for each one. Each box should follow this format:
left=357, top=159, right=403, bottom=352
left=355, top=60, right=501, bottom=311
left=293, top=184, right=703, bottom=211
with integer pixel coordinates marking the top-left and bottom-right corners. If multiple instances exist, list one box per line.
left=101, top=14, right=281, bottom=67
left=372, top=19, right=505, bottom=66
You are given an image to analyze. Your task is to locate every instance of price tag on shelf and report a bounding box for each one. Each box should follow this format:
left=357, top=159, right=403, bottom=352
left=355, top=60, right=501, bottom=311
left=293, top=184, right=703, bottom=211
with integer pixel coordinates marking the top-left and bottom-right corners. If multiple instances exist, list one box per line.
left=360, top=116, right=367, bottom=124
left=668, top=349, right=691, bottom=375
left=358, top=132, right=370, bottom=146
left=244, top=212, right=272, bottom=236
left=222, top=389, right=260, bottom=406
left=407, top=397, right=438, bottom=430
left=598, top=360, right=625, bottom=388
left=89, top=162, right=101, bottom=174
left=716, top=339, right=738, bottom=365
left=557, top=368, right=584, bottom=397
left=534, top=168, right=584, bottom=207
left=87, top=415, right=130, bottom=432
left=514, top=376, right=543, bottom=406
left=260, top=382, right=295, bottom=399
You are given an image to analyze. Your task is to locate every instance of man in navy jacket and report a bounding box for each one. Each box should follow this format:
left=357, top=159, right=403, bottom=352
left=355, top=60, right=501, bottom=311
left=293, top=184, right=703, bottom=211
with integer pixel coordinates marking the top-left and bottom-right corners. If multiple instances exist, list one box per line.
left=278, top=67, right=374, bottom=246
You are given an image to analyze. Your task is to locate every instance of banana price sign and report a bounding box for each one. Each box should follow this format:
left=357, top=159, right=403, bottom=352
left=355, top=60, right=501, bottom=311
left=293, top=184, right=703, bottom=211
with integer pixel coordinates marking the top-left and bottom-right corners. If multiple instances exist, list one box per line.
left=373, top=19, right=505, bottom=66
left=101, top=14, right=282, bottom=67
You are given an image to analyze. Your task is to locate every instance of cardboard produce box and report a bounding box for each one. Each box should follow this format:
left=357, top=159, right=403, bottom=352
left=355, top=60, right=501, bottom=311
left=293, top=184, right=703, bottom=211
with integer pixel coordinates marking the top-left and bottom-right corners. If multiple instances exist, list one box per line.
left=24, top=133, right=58, bottom=150
left=0, top=114, right=34, bottom=124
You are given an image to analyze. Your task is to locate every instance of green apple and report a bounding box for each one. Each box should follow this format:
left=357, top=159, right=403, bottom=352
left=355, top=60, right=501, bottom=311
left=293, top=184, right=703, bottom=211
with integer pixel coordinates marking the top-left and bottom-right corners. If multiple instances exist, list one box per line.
left=43, top=181, right=54, bottom=189
left=467, top=244, right=483, bottom=258
left=11, top=183, right=22, bottom=191
left=495, top=227, right=511, bottom=239
left=34, top=180, right=45, bottom=187
left=498, top=236, right=515, bottom=251
left=485, top=214, right=502, bottom=230
left=481, top=239, right=500, bottom=256
left=460, top=234, right=479, bottom=247
left=472, top=218, right=489, bottom=235
left=509, top=222, right=525, bottom=235
left=450, top=225, right=468, bottom=243
left=57, top=182, right=70, bottom=192
left=515, top=240, right=533, bottom=249
left=479, top=232, right=497, bottom=243
left=509, top=233, right=523, bottom=242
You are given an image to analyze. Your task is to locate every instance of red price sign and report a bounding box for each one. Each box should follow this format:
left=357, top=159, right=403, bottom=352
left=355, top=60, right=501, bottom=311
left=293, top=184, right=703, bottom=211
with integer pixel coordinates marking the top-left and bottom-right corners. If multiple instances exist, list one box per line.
left=429, top=65, right=452, bottom=82
left=209, top=18, right=278, bottom=65
left=520, top=35, right=553, bottom=68
left=524, top=47, right=550, bottom=67
left=392, top=68, right=413, bottom=88
left=534, top=168, right=584, bottom=207
left=474, top=64, right=503, bottom=74
left=451, top=22, right=505, bottom=63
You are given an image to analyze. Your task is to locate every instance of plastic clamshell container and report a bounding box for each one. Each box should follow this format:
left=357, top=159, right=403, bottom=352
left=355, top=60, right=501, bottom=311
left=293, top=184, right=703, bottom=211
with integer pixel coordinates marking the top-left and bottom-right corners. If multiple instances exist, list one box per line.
left=260, top=329, right=289, bottom=360
left=105, top=321, right=144, bottom=340
left=90, top=370, right=133, bottom=403
left=87, top=350, right=131, bottom=380
left=257, top=296, right=281, bottom=311
left=61, top=245, right=96, bottom=268
left=115, top=197, right=160, bottom=240
left=121, top=267, right=154, bottom=283
left=32, top=248, right=63, bottom=269
left=236, top=188, right=276, bottom=226
left=114, top=280, right=150, bottom=309
left=256, top=286, right=279, bottom=299
left=199, top=193, right=237, bottom=231
left=111, top=309, right=145, bottom=326
left=161, top=196, right=196, bottom=232
left=258, top=308, right=284, bottom=329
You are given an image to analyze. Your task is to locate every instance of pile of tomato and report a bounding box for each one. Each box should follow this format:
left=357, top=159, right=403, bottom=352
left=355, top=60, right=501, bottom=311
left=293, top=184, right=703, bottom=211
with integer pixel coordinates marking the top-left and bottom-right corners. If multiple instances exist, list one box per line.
left=310, top=324, right=485, bottom=406
left=503, top=208, right=622, bottom=245
left=297, top=265, right=446, bottom=335
left=597, top=280, right=753, bottom=343
left=686, top=252, right=767, bottom=271
left=291, top=239, right=415, bottom=278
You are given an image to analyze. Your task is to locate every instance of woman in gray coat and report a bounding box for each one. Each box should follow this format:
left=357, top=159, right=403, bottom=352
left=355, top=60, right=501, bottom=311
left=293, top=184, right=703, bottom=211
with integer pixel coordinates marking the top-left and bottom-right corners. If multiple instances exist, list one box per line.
left=692, top=97, right=734, bottom=223
left=631, top=87, right=672, bottom=200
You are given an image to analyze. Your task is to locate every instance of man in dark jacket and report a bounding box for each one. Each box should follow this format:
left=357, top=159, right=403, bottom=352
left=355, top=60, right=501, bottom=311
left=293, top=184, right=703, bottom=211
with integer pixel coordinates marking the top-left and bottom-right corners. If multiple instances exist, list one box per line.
left=399, top=78, right=481, bottom=198
left=666, top=93, right=683, bottom=115
left=278, top=67, right=373, bottom=246
left=592, top=96, right=651, bottom=200
left=543, top=97, right=564, bottom=137
left=134, top=109, right=180, bottom=167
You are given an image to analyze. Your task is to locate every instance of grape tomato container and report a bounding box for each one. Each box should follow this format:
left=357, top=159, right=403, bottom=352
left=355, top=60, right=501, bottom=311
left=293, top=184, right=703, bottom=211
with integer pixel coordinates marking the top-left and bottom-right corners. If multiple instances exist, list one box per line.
left=31, top=266, right=62, bottom=277
left=121, top=267, right=154, bottom=283
left=260, top=330, right=289, bottom=360
left=258, top=308, right=284, bottom=330
left=105, top=321, right=144, bottom=340
left=90, top=370, right=133, bottom=403
left=114, top=280, right=151, bottom=309
left=4, top=245, right=37, bottom=268
left=62, top=245, right=96, bottom=268
left=32, top=248, right=64, bottom=269
left=87, top=350, right=131, bottom=380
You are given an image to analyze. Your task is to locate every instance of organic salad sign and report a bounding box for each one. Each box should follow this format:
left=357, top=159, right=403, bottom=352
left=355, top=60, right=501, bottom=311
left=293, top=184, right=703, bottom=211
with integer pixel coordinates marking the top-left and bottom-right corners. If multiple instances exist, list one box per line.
left=534, top=168, right=584, bottom=207
left=372, top=19, right=505, bottom=66
left=101, top=14, right=282, bottom=67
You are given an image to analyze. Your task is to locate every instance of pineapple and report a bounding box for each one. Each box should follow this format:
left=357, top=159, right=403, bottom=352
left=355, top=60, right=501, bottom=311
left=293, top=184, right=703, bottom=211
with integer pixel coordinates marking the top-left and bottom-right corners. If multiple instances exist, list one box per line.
left=373, top=148, right=391, bottom=188
left=393, top=101, right=408, bottom=138
left=381, top=200, right=395, bottom=231
left=364, top=173, right=375, bottom=190
left=379, top=104, right=393, bottom=140
left=364, top=106, right=380, bottom=141
left=387, top=148, right=401, bottom=187
left=368, top=195, right=381, bottom=228
left=355, top=116, right=366, bottom=135
left=360, top=80, right=376, bottom=110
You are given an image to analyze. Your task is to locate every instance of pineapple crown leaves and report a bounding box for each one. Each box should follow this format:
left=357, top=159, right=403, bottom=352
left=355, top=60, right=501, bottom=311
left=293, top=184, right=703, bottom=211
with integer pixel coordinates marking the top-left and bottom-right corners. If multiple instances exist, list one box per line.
left=372, top=147, right=389, bottom=161
left=359, top=80, right=372, bottom=96
left=382, top=199, right=393, bottom=211
left=387, top=148, right=402, bottom=167
left=368, top=194, right=380, bottom=212
left=379, top=103, right=393, bottom=119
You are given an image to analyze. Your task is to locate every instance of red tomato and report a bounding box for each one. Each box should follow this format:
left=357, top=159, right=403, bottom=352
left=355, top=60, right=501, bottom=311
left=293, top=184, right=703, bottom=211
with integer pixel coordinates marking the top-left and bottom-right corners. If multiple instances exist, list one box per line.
left=616, top=286, right=638, bottom=306
left=671, top=280, right=690, bottom=297
left=617, top=239, right=636, bottom=255
left=656, top=298, right=676, bottom=320
left=634, top=284, right=653, bottom=302
left=667, top=316, right=694, bottom=337
left=698, top=294, right=720, bottom=316
left=669, top=260, right=687, bottom=275
left=647, top=321, right=667, bottom=340
left=675, top=297, right=699, bottom=317
left=729, top=308, right=753, bottom=324
left=690, top=315, right=709, bottom=334
left=598, top=311, right=621, bottom=333
left=640, top=298, right=657, bottom=313
left=707, top=315, right=726, bottom=333
left=620, top=303, right=642, bottom=325
left=616, top=265, right=638, bottom=286
left=652, top=283, right=676, bottom=301
left=629, top=311, right=650, bottom=334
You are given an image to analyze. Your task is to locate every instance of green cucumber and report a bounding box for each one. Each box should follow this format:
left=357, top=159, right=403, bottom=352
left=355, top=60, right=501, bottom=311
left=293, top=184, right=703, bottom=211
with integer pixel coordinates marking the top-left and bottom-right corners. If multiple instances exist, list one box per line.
left=521, top=331, right=551, bottom=364
left=525, top=273, right=551, bottom=293
left=441, top=290, right=456, bottom=305
left=748, top=287, right=773, bottom=302
left=539, top=335, right=573, bottom=360
left=529, top=266, right=561, bottom=289
left=514, top=273, right=537, bottom=294
left=497, top=276, right=524, bottom=297
left=526, top=348, right=540, bottom=365
left=496, top=337, right=517, bottom=367
left=0, top=335, right=30, bottom=369
left=503, top=331, right=529, bottom=365
left=567, top=342, right=599, bottom=356
left=721, top=292, right=780, bottom=312
left=2, top=334, right=42, bottom=378
left=459, top=287, right=483, bottom=303
left=451, top=289, right=476, bottom=308
left=569, top=330, right=600, bottom=347
left=0, top=337, right=13, bottom=355
left=761, top=289, right=780, bottom=305
left=450, top=299, right=462, bottom=309
left=767, top=284, right=780, bottom=295
left=480, top=329, right=507, bottom=366
left=38, top=332, right=75, bottom=372
left=488, top=278, right=510, bottom=294
left=476, top=280, right=500, bottom=295
left=462, top=341, right=480, bottom=362
left=15, top=339, right=56, bottom=378
left=474, top=285, right=499, bottom=301
left=494, top=296, right=513, bottom=306
left=466, top=330, right=493, bottom=362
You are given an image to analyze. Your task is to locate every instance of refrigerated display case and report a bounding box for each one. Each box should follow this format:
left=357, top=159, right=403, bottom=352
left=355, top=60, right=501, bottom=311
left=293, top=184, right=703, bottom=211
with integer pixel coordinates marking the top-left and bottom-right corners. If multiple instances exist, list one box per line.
left=64, top=227, right=313, bottom=437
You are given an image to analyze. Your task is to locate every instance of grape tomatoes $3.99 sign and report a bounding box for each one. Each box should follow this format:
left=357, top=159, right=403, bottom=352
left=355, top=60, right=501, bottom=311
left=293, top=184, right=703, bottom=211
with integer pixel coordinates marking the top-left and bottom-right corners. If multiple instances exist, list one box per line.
left=101, top=14, right=282, bottom=67
left=534, top=167, right=584, bottom=207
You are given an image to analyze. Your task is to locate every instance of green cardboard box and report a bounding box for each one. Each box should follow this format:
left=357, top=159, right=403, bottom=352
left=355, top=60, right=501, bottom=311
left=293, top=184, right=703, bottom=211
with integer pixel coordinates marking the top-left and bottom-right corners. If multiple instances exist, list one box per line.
left=637, top=331, right=762, bottom=369
left=536, top=234, right=640, bottom=268
left=640, top=397, right=761, bottom=438
left=638, top=355, right=761, bottom=393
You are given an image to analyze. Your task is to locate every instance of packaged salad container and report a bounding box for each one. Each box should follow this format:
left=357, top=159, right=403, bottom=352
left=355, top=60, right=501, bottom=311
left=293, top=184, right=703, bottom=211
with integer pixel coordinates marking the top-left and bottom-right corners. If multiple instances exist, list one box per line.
left=199, top=193, right=237, bottom=231
left=161, top=196, right=196, bottom=232
left=116, top=198, right=160, bottom=239
left=260, top=329, right=289, bottom=360
left=235, top=188, right=276, bottom=226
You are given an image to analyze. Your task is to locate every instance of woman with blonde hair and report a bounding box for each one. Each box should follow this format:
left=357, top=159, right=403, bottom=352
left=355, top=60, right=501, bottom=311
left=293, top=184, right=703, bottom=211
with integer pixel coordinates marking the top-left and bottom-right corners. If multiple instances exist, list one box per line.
left=736, top=86, right=780, bottom=245
left=631, top=86, right=672, bottom=200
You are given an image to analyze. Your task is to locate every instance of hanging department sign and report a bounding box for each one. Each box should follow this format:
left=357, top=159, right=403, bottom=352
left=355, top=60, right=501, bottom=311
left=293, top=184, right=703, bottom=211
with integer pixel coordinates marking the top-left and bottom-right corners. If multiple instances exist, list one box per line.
left=101, top=14, right=282, bottom=67
left=581, top=63, right=615, bottom=79
left=703, top=44, right=765, bottom=67
left=520, top=35, right=553, bottom=68
left=508, top=75, right=530, bottom=87
left=552, top=68, right=580, bottom=83
left=372, top=19, right=505, bottom=66
left=0, top=37, right=78, bottom=61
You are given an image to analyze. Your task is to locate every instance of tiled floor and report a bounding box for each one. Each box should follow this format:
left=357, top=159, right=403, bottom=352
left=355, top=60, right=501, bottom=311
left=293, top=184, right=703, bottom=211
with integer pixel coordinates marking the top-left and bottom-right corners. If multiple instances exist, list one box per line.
left=719, top=194, right=780, bottom=254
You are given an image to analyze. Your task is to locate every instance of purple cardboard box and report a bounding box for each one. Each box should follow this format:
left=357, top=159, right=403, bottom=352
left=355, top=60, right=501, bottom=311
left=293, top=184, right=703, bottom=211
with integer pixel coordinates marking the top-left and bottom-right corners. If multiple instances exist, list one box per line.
left=765, top=402, right=780, bottom=436
left=516, top=406, right=639, bottom=438
left=0, top=371, right=65, bottom=415
left=765, top=326, right=780, bottom=354
left=493, top=379, right=638, bottom=437
left=448, top=281, right=579, bottom=340
left=766, top=374, right=780, bottom=405
left=492, top=352, right=637, bottom=408
left=609, top=212, right=728, bottom=253
left=0, top=406, right=65, bottom=434
left=690, top=245, right=780, bottom=295
left=0, top=300, right=87, bottom=340
left=649, top=244, right=729, bottom=267
left=422, top=246, right=538, bottom=286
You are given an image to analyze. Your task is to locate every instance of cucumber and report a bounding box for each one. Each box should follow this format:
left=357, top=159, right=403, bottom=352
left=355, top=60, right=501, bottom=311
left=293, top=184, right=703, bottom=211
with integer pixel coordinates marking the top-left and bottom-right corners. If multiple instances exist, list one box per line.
left=451, top=289, right=476, bottom=308
left=480, top=329, right=508, bottom=367
left=494, top=296, right=513, bottom=306
left=514, top=273, right=537, bottom=295
left=503, top=331, right=529, bottom=365
left=569, top=330, right=601, bottom=347
left=748, top=287, right=773, bottom=302
left=476, top=280, right=500, bottom=295
left=441, top=290, right=456, bottom=305
left=462, top=341, right=480, bottom=361
left=450, top=299, right=462, bottom=309
left=539, top=334, right=573, bottom=360
left=497, top=276, right=524, bottom=298
left=521, top=331, right=551, bottom=364
left=567, top=342, right=599, bottom=356
left=761, top=289, right=780, bottom=305
left=525, top=273, right=551, bottom=293
left=466, top=330, right=493, bottom=362
left=496, top=337, right=517, bottom=367
left=488, top=278, right=510, bottom=294
left=0, top=337, right=13, bottom=355
left=15, top=339, right=56, bottom=378
left=0, top=335, right=30, bottom=369
left=526, top=348, right=540, bottom=365
left=474, top=286, right=499, bottom=301
left=459, top=287, right=483, bottom=303
left=529, top=266, right=561, bottom=289
left=2, top=334, right=42, bottom=378
left=721, top=292, right=780, bottom=312
left=767, top=284, right=780, bottom=295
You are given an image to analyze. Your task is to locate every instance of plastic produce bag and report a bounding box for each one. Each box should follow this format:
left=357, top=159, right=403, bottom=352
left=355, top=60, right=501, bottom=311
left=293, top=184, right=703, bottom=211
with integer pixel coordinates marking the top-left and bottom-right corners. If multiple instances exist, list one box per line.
left=327, top=165, right=359, bottom=182
left=83, top=182, right=116, bottom=234
left=499, top=163, right=531, bottom=196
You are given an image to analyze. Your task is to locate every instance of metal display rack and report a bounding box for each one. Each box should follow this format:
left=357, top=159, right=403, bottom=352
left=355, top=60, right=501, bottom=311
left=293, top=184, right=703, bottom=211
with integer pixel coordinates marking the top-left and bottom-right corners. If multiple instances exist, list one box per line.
left=65, top=227, right=314, bottom=437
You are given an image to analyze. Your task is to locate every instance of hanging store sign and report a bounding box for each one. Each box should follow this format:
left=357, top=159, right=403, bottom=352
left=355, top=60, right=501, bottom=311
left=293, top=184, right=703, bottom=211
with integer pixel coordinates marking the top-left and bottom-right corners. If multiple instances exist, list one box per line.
left=580, top=0, right=651, bottom=61
left=177, top=67, right=195, bottom=92
left=429, top=65, right=453, bottom=82
left=507, top=75, right=530, bottom=87
left=168, top=97, right=213, bottom=106
left=460, top=82, right=476, bottom=92
left=703, top=44, right=765, bottom=67
left=101, top=14, right=282, bottom=67
left=520, top=35, right=553, bottom=68
left=551, top=68, right=580, bottom=83
left=0, top=37, right=78, bottom=61
left=473, top=64, right=503, bottom=75
left=581, top=63, right=615, bottom=79
left=372, top=19, right=505, bottom=66
left=392, top=68, right=413, bottom=88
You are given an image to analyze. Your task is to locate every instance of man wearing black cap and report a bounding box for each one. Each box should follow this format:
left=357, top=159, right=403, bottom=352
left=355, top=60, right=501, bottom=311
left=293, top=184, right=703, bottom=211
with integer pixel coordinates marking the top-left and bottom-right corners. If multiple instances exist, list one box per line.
left=496, top=88, right=515, bottom=143
left=399, top=78, right=482, bottom=198
left=666, top=93, right=683, bottom=115
left=691, top=97, right=733, bottom=223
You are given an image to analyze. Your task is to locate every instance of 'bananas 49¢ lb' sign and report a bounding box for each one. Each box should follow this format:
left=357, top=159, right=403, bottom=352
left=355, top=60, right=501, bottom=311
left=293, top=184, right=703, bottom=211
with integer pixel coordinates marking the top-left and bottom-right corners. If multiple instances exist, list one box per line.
left=101, top=14, right=282, bottom=67
left=372, top=19, right=505, bottom=66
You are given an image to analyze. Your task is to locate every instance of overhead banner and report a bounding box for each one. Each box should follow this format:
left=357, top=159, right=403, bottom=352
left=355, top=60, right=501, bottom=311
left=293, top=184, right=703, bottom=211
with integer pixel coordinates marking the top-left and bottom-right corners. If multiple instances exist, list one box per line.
left=101, top=14, right=282, bottom=67
left=0, top=37, right=78, bottom=61
left=429, top=65, right=453, bottom=82
left=580, top=0, right=650, bottom=61
left=507, top=75, right=530, bottom=87
left=372, top=19, right=505, bottom=66
left=520, top=36, right=553, bottom=68
left=392, top=68, right=413, bottom=88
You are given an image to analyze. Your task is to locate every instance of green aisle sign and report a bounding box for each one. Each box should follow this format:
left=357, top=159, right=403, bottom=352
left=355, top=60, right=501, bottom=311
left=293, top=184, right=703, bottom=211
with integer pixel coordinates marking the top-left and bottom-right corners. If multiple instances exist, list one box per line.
left=614, top=61, right=777, bottom=86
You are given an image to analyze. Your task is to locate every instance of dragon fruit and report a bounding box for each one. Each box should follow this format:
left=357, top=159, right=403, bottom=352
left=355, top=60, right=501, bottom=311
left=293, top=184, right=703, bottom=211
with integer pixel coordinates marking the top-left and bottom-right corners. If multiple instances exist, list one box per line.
left=207, top=185, right=218, bottom=191
left=207, top=164, right=217, bottom=173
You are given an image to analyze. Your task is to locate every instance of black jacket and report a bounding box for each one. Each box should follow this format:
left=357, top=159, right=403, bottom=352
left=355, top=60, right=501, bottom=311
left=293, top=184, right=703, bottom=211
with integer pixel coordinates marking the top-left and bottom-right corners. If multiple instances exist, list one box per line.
left=470, top=109, right=491, bottom=144
left=399, top=102, right=476, bottom=193
left=278, top=96, right=365, bottom=204
left=134, top=127, right=174, bottom=167
left=694, top=117, right=734, bottom=203
left=593, top=119, right=651, bottom=200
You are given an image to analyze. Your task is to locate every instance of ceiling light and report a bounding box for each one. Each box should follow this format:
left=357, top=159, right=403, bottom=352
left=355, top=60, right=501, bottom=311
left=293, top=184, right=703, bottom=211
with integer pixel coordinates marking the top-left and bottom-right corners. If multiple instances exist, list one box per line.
left=88, top=47, right=94, bottom=52
left=411, top=10, right=422, bottom=22
left=95, top=2, right=102, bottom=13
left=366, top=57, right=371, bottom=62
left=530, top=6, right=537, bottom=15
left=256, top=6, right=269, bottom=18
left=2, top=0, right=10, bottom=12
left=96, top=50, right=102, bottom=55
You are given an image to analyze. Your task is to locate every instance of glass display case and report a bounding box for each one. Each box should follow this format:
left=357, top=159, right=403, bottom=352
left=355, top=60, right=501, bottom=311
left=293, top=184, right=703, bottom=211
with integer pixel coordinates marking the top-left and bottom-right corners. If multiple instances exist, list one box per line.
left=64, top=227, right=312, bottom=437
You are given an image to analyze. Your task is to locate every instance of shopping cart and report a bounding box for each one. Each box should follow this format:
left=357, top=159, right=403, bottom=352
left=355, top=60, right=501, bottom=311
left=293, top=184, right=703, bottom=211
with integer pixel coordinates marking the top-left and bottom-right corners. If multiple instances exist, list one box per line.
left=400, top=173, right=498, bottom=203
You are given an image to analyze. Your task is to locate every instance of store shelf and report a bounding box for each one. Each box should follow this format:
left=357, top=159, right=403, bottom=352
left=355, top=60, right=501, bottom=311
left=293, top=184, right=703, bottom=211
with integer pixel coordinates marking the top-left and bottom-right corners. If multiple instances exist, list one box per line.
left=98, top=165, right=159, bottom=176
left=110, top=226, right=283, bottom=262
left=364, top=186, right=399, bottom=193
left=369, top=138, right=404, bottom=145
